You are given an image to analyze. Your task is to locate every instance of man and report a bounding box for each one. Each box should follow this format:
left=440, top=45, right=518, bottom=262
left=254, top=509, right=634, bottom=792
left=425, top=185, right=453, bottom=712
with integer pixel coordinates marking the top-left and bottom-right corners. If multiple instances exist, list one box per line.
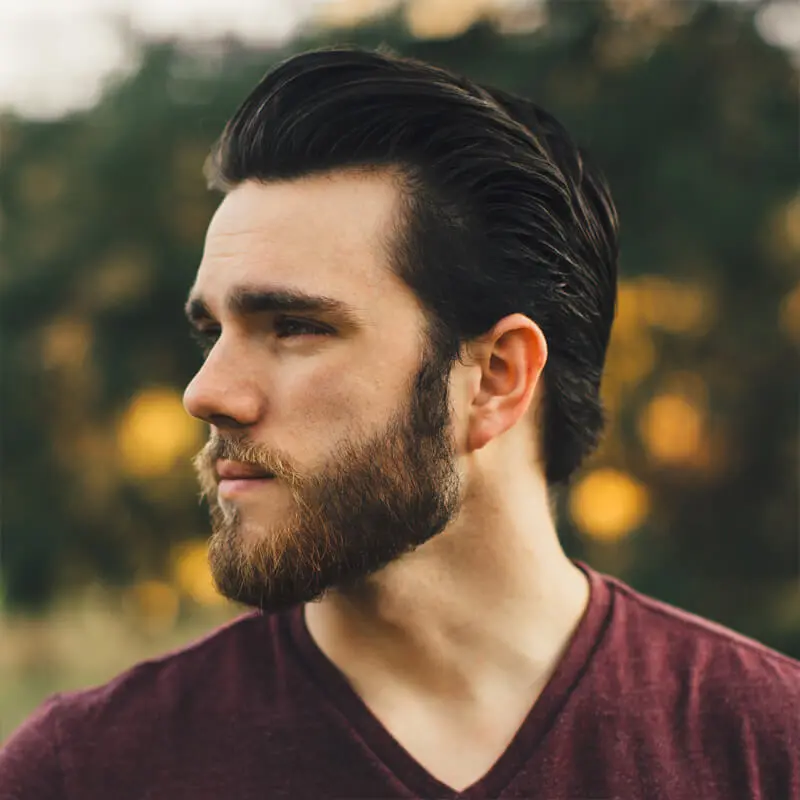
left=2, top=46, right=798, bottom=800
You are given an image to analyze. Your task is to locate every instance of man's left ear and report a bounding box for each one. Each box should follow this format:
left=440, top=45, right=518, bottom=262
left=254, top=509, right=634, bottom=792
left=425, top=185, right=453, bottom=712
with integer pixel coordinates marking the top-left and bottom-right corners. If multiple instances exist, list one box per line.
left=466, top=314, right=547, bottom=453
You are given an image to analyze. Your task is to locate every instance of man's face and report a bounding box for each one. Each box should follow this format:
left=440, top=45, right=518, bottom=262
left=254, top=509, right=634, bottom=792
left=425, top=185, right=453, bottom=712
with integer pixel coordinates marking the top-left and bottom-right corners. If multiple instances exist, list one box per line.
left=183, top=172, right=463, bottom=612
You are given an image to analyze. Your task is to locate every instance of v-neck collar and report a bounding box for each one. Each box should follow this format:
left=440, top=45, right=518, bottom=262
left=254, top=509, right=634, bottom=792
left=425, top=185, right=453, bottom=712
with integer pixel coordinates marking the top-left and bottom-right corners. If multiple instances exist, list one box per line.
left=283, top=561, right=612, bottom=799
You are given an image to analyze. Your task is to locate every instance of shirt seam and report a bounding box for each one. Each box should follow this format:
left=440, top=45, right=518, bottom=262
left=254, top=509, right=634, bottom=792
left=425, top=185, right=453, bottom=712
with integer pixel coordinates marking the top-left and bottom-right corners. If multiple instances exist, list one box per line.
left=50, top=693, right=69, bottom=800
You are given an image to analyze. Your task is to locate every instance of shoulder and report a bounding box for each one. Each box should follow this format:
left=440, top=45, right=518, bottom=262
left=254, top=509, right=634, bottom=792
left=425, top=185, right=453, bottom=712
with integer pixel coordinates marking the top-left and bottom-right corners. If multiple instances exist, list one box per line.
left=0, top=693, right=67, bottom=800
left=597, top=572, right=800, bottom=793
left=604, top=573, right=800, bottom=697
left=0, top=610, right=272, bottom=797
left=70, top=609, right=271, bottom=723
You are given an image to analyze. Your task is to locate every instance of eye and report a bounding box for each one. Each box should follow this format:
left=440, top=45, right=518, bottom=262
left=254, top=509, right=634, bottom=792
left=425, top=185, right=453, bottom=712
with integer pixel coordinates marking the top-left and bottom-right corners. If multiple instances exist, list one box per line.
left=189, top=327, right=220, bottom=358
left=274, top=316, right=331, bottom=339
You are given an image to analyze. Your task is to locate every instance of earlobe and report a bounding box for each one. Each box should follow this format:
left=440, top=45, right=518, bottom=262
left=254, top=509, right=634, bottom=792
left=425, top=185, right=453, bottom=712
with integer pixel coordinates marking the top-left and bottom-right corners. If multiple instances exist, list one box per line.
left=466, top=414, right=502, bottom=453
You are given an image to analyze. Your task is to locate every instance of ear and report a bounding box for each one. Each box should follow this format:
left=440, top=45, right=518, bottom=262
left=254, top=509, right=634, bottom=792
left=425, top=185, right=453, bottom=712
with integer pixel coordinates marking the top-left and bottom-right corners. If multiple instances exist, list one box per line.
left=466, top=314, right=547, bottom=453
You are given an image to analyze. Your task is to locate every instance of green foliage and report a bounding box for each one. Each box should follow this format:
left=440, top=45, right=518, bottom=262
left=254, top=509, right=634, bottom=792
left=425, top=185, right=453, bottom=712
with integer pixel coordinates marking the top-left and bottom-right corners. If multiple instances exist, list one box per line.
left=1, top=2, right=797, bottom=654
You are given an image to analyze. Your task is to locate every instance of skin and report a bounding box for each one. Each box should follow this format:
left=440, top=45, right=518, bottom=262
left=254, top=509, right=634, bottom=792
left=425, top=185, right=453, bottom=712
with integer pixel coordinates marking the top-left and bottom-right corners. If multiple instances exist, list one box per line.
left=183, top=170, right=590, bottom=790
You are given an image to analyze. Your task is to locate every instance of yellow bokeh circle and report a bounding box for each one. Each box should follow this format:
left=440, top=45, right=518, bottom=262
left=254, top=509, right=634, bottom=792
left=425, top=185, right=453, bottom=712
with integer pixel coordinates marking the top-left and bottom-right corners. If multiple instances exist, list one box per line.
left=570, top=468, right=650, bottom=542
left=117, top=387, right=203, bottom=477
left=170, top=541, right=226, bottom=607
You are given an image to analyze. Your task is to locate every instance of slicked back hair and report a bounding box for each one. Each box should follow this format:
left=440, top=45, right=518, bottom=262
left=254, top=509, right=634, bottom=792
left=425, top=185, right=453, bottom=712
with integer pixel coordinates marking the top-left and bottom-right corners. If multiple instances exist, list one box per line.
left=206, top=47, right=619, bottom=486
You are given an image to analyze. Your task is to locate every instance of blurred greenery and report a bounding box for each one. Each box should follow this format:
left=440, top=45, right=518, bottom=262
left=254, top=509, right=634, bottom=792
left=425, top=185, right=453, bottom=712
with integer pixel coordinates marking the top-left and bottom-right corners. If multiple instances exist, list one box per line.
left=1, top=0, right=799, bottom=737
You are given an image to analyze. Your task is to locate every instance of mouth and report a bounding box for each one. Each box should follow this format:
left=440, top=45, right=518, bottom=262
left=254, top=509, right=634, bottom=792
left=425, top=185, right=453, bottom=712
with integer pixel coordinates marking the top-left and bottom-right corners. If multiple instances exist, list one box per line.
left=215, top=459, right=277, bottom=496
left=217, top=474, right=277, bottom=498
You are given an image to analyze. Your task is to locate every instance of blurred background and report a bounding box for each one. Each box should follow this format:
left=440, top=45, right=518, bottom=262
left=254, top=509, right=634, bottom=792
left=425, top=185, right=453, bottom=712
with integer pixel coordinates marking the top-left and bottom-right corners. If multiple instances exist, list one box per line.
left=1, top=0, right=799, bottom=742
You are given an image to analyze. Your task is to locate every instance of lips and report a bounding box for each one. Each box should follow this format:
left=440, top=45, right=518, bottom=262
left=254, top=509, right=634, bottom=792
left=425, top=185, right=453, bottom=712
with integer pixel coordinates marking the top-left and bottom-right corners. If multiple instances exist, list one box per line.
left=216, top=459, right=275, bottom=480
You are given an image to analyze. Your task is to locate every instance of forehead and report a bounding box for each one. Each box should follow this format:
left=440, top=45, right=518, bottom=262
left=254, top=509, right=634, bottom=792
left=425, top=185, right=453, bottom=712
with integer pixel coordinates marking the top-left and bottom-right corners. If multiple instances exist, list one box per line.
left=193, top=171, right=410, bottom=311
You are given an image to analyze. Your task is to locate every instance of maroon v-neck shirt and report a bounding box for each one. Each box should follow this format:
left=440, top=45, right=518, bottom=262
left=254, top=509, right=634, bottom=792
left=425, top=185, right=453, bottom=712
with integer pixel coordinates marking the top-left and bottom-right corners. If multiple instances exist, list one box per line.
left=2, top=562, right=799, bottom=799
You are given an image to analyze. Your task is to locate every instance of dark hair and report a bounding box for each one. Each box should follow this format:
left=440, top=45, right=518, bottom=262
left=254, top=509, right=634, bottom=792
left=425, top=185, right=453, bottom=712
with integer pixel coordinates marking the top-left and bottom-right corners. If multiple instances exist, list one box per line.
left=206, top=46, right=619, bottom=486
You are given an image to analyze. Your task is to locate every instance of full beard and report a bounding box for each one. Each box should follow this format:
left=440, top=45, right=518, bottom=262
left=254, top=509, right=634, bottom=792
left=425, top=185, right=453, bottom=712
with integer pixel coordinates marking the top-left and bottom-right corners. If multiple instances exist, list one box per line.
left=192, top=349, right=463, bottom=613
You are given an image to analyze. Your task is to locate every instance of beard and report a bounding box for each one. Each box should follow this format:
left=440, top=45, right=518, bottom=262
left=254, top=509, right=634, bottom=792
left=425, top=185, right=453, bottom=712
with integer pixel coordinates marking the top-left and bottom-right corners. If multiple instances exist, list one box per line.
left=192, top=345, right=463, bottom=613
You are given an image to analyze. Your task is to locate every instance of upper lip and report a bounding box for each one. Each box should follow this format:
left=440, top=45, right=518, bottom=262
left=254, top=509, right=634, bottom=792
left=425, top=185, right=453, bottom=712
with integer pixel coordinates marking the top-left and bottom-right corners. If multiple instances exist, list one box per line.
left=216, top=460, right=274, bottom=480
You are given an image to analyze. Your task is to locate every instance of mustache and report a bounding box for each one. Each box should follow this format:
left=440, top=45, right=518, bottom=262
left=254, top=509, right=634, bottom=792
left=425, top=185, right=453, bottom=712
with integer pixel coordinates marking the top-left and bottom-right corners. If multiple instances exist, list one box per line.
left=192, top=434, right=294, bottom=492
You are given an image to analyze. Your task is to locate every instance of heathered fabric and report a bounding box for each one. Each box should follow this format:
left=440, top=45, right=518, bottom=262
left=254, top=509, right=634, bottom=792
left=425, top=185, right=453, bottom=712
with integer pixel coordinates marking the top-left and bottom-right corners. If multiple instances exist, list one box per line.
left=2, top=562, right=798, bottom=799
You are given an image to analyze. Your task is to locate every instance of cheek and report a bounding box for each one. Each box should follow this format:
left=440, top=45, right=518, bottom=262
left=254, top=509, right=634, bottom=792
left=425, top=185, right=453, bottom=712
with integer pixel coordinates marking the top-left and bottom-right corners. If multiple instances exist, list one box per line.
left=277, top=364, right=377, bottom=444
left=270, top=331, right=420, bottom=453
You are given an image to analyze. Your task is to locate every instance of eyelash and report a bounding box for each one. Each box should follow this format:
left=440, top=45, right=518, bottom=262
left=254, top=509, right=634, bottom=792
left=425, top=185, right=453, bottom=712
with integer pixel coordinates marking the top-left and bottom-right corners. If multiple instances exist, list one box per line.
left=190, top=317, right=330, bottom=356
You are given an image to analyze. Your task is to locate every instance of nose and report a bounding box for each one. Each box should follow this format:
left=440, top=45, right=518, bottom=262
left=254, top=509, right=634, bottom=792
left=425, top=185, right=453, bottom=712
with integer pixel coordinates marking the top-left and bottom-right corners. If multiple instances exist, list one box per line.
left=183, top=342, right=262, bottom=429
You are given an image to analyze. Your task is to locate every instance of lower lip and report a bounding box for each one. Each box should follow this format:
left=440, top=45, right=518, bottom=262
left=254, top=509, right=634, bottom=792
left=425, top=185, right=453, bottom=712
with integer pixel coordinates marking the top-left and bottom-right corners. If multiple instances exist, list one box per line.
left=218, top=477, right=277, bottom=497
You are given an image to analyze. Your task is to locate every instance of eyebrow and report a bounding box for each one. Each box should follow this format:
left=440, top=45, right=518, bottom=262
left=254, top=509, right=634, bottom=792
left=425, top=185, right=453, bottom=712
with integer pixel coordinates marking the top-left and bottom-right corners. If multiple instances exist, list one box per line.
left=184, top=286, right=362, bottom=328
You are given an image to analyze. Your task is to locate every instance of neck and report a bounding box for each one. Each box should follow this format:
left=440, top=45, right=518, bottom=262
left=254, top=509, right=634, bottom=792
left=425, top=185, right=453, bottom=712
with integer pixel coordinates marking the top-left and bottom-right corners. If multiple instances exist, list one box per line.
left=303, top=471, right=590, bottom=707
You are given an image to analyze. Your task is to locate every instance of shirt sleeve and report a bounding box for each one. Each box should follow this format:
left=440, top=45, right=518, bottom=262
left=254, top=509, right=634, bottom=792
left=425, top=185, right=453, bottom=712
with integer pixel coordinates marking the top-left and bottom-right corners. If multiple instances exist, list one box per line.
left=0, top=694, right=66, bottom=800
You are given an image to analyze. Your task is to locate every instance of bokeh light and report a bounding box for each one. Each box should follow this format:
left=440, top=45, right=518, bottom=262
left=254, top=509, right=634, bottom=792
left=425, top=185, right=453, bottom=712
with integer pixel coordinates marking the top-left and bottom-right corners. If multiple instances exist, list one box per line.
left=639, top=393, right=705, bottom=466
left=569, top=469, right=650, bottom=542
left=170, top=541, right=227, bottom=607
left=779, top=283, right=800, bottom=345
left=40, top=318, right=92, bottom=371
left=117, top=388, right=204, bottom=478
